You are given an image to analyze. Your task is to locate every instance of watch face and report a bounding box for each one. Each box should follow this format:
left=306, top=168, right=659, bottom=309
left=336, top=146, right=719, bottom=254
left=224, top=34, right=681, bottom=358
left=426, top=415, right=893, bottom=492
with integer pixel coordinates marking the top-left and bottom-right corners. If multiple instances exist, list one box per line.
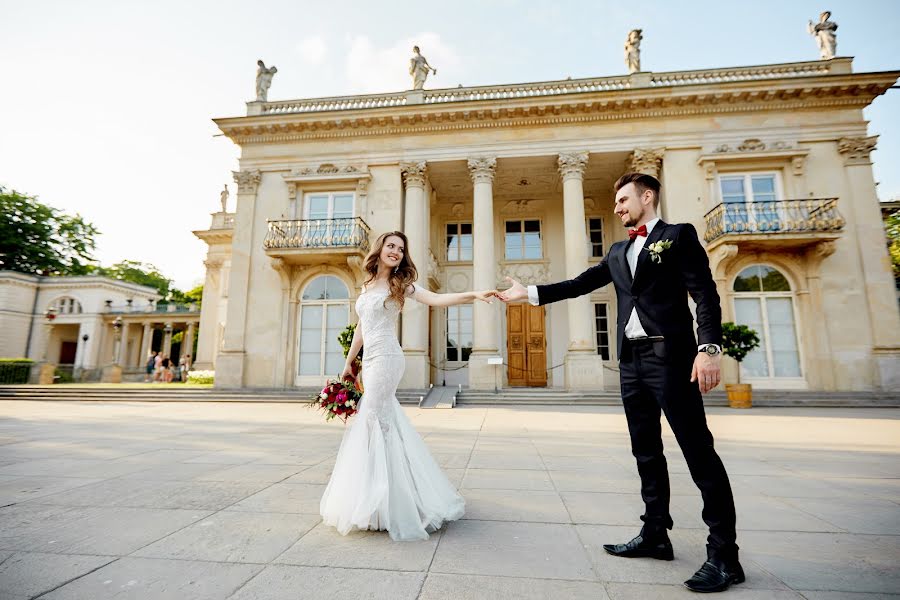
left=705, top=346, right=720, bottom=356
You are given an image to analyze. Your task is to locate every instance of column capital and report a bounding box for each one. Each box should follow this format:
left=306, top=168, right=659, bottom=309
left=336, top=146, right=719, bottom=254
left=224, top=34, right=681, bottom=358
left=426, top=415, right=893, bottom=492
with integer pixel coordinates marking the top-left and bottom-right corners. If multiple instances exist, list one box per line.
left=400, top=161, right=428, bottom=189
left=627, top=148, right=665, bottom=178
left=557, top=152, right=590, bottom=181
left=467, top=157, right=497, bottom=184
left=232, top=169, right=261, bottom=194
left=838, top=136, right=878, bottom=165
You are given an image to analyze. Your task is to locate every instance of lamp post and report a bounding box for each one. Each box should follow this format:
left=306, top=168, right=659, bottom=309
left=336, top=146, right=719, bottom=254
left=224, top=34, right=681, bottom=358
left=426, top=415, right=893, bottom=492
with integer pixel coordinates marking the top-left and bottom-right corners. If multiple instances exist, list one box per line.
left=77, top=333, right=89, bottom=381
left=102, top=316, right=125, bottom=384
left=112, top=316, right=123, bottom=365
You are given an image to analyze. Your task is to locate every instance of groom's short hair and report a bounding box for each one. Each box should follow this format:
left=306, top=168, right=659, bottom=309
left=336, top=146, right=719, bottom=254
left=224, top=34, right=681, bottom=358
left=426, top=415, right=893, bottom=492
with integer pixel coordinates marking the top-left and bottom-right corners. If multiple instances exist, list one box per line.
left=615, top=173, right=661, bottom=208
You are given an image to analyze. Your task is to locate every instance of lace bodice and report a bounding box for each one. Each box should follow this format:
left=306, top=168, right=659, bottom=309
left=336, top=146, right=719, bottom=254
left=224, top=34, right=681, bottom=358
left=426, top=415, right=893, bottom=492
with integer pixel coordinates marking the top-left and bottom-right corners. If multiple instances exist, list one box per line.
left=355, top=284, right=418, bottom=358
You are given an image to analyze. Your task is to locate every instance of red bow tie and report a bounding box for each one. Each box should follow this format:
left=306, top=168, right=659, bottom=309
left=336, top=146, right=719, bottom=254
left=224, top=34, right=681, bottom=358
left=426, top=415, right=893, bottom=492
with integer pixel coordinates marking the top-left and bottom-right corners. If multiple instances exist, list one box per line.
left=628, top=224, right=648, bottom=240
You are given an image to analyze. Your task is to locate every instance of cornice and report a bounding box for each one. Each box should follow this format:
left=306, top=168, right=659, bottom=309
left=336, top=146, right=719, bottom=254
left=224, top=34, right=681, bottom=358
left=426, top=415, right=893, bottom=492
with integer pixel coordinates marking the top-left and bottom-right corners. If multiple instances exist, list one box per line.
left=193, top=229, right=234, bottom=244
left=214, top=71, right=898, bottom=145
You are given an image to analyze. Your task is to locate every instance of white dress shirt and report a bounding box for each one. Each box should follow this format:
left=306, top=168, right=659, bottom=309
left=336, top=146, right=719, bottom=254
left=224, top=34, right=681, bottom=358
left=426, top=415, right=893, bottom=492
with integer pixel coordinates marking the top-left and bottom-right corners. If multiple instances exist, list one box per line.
left=527, top=217, right=659, bottom=340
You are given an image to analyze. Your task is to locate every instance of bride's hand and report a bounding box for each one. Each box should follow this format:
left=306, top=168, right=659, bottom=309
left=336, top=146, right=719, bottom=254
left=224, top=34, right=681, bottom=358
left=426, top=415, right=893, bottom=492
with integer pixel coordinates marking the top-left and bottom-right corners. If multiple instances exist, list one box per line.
left=340, top=364, right=355, bottom=382
left=474, top=290, right=498, bottom=304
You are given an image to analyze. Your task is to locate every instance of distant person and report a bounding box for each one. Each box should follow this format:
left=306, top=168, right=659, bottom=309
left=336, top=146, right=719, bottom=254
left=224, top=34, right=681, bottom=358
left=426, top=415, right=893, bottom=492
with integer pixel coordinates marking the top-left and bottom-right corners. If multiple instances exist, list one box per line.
left=153, top=352, right=163, bottom=382
left=145, top=351, right=157, bottom=382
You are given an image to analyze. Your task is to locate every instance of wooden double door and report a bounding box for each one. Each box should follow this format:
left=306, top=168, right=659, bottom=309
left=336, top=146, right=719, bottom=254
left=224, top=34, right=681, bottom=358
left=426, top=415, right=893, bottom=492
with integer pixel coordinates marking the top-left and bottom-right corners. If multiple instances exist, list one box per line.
left=506, top=304, right=547, bottom=387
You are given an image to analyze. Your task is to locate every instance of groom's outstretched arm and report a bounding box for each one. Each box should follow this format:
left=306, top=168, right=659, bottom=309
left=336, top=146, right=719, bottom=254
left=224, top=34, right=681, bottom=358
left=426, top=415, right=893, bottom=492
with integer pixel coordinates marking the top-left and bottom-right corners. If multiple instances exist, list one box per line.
left=497, top=256, right=611, bottom=304
left=532, top=255, right=612, bottom=306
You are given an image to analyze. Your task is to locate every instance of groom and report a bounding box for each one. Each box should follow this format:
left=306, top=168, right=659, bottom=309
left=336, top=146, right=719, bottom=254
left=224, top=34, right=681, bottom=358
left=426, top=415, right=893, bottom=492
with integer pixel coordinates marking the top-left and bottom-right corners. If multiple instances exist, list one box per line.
left=498, top=173, right=742, bottom=593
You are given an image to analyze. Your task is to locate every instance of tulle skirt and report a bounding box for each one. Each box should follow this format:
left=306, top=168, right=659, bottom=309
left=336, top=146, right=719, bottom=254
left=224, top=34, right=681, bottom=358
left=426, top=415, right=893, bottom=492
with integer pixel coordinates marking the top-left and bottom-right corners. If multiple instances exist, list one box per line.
left=319, top=353, right=465, bottom=541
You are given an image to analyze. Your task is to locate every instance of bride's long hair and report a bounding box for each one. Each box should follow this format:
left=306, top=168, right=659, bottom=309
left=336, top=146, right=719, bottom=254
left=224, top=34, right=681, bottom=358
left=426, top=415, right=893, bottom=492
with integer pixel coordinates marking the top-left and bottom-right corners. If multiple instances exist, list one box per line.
left=363, top=231, right=418, bottom=309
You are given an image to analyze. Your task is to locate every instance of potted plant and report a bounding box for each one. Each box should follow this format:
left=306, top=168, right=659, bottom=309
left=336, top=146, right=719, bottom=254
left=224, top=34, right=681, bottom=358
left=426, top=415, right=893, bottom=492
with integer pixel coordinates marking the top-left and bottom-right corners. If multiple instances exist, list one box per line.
left=720, top=322, right=761, bottom=409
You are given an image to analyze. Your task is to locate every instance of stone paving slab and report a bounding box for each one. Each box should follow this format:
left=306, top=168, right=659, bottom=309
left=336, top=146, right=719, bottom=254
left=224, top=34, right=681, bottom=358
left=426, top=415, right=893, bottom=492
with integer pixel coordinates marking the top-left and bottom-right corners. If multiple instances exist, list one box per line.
left=38, top=556, right=264, bottom=600
left=0, top=400, right=897, bottom=599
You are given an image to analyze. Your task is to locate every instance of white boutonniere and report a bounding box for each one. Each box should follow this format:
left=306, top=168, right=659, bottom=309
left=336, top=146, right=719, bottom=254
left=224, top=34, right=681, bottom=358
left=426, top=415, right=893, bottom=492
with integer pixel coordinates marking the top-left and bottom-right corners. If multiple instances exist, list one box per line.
left=646, top=239, right=673, bottom=263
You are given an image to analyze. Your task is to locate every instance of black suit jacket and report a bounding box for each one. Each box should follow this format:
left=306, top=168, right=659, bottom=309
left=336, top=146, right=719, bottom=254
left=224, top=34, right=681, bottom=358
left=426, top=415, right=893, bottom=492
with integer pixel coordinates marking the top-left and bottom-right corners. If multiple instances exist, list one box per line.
left=536, top=221, right=722, bottom=360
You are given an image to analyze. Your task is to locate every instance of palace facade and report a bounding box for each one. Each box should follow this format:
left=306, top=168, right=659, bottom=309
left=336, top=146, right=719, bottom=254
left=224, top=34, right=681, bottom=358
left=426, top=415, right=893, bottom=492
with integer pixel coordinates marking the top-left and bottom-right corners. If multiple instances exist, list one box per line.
left=195, top=57, right=900, bottom=393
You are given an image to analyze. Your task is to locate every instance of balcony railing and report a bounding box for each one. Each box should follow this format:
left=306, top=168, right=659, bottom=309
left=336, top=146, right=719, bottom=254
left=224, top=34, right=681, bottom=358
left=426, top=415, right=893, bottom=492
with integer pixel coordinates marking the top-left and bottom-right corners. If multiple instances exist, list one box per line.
left=704, top=198, right=845, bottom=243
left=105, top=302, right=199, bottom=314
left=264, top=217, right=371, bottom=252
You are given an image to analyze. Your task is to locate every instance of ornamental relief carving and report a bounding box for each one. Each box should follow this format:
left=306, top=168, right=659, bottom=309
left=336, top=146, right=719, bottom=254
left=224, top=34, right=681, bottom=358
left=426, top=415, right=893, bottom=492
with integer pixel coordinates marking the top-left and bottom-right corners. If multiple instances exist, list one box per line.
left=838, top=136, right=878, bottom=164
left=557, top=151, right=589, bottom=180
left=500, top=199, right=544, bottom=215
left=467, top=157, right=497, bottom=183
left=497, top=262, right=550, bottom=287
left=400, top=161, right=428, bottom=188
left=627, top=148, right=664, bottom=177
left=232, top=169, right=261, bottom=194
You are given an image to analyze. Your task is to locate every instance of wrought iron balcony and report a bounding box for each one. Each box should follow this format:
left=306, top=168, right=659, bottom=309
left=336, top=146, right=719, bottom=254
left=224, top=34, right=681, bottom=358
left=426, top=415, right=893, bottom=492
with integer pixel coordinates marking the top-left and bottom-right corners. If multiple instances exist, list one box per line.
left=704, top=198, right=845, bottom=246
left=264, top=217, right=371, bottom=259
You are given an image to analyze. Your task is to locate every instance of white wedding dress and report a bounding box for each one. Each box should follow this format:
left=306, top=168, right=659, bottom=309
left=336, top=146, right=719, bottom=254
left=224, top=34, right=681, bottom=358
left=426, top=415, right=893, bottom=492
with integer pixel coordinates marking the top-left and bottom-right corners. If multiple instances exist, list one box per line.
left=319, top=284, right=465, bottom=541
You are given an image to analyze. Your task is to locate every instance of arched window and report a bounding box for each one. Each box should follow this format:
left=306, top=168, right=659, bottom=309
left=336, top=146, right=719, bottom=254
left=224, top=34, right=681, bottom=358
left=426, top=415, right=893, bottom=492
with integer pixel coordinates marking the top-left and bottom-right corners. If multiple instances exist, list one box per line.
left=732, top=265, right=802, bottom=382
left=297, top=276, right=350, bottom=379
left=52, top=297, right=83, bottom=315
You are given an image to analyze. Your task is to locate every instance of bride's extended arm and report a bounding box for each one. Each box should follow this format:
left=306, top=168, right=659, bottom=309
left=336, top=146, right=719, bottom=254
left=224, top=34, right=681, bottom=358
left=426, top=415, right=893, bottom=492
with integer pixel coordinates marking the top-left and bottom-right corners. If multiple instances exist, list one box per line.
left=341, top=322, right=364, bottom=380
left=410, top=285, right=496, bottom=307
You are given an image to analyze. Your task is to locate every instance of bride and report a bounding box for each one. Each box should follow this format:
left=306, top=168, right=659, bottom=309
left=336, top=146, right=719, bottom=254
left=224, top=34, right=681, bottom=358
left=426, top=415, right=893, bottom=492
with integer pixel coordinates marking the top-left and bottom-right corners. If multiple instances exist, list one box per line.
left=320, top=231, right=497, bottom=541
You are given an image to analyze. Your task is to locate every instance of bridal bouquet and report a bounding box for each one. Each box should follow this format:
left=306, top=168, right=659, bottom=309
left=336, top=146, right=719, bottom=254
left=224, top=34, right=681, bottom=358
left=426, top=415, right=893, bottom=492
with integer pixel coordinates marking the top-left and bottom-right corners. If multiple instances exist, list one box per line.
left=311, top=378, right=362, bottom=422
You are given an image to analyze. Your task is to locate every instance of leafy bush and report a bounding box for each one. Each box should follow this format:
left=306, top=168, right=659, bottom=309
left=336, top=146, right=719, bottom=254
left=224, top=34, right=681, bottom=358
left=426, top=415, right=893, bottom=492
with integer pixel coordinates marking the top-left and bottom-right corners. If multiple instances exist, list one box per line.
left=186, top=370, right=214, bottom=385
left=0, top=359, right=33, bottom=384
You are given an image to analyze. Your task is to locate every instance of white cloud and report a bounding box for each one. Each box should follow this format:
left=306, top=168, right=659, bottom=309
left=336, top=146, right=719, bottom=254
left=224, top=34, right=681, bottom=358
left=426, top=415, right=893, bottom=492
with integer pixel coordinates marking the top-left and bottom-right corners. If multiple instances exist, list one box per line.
left=297, top=35, right=327, bottom=65
left=345, top=32, right=461, bottom=94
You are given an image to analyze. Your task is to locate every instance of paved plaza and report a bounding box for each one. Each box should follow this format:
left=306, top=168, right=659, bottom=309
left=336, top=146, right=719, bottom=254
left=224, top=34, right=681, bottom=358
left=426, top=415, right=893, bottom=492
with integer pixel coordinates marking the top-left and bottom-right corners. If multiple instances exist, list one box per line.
left=0, top=399, right=898, bottom=599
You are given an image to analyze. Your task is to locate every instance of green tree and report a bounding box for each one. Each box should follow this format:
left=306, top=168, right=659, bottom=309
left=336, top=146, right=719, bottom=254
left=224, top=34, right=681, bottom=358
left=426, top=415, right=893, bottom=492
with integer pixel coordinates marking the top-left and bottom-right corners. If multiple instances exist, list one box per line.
left=0, top=187, right=100, bottom=276
left=89, top=260, right=175, bottom=297
left=885, top=209, right=900, bottom=287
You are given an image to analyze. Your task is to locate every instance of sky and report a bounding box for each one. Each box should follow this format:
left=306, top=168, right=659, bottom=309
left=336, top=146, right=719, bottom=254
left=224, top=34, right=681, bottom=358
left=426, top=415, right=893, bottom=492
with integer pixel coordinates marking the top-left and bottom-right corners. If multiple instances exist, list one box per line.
left=2, top=0, right=898, bottom=290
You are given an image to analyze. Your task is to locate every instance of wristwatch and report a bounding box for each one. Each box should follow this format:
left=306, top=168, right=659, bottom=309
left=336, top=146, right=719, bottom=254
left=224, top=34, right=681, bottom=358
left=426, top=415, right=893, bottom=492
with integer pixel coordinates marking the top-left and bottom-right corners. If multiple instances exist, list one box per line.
left=698, top=344, right=722, bottom=356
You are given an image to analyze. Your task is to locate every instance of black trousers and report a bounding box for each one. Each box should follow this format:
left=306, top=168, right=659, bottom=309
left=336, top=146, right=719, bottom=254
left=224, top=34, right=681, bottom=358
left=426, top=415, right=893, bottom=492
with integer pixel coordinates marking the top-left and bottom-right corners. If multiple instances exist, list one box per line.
left=619, top=338, right=738, bottom=562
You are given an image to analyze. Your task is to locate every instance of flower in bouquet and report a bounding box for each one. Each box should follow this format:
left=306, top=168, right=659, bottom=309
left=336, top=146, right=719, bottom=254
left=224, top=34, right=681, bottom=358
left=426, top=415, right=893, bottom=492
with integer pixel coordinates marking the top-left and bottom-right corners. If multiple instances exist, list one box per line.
left=310, top=378, right=362, bottom=422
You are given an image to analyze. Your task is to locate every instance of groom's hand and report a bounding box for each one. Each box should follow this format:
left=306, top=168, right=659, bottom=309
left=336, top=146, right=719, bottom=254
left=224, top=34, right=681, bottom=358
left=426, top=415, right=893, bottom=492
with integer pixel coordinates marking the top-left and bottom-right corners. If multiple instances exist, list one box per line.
left=691, top=353, right=721, bottom=394
left=496, top=277, right=528, bottom=303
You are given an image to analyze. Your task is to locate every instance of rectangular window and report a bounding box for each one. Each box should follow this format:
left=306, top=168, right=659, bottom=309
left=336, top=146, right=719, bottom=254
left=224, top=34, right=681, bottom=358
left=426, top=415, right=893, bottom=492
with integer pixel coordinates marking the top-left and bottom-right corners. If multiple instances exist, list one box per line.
left=304, top=192, right=355, bottom=244
left=586, top=217, right=604, bottom=258
left=446, top=305, right=473, bottom=362
left=505, top=219, right=542, bottom=260
left=718, top=173, right=780, bottom=232
left=594, top=303, right=611, bottom=360
left=446, top=223, right=473, bottom=262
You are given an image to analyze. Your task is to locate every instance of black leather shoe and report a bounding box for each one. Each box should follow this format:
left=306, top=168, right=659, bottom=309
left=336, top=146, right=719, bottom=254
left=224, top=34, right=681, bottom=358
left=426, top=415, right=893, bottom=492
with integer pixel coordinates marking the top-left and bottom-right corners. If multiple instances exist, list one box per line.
left=602, top=533, right=674, bottom=561
left=683, top=557, right=745, bottom=593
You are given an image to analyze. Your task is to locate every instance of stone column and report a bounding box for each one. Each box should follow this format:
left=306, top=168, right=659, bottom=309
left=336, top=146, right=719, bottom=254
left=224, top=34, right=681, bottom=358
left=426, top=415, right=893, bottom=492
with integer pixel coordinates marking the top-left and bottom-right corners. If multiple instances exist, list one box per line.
left=467, top=157, right=499, bottom=389
left=117, top=322, right=130, bottom=365
left=838, top=136, right=900, bottom=389
left=184, top=323, right=196, bottom=363
left=163, top=323, right=174, bottom=357
left=194, top=259, right=221, bottom=371
left=217, top=169, right=261, bottom=388
left=139, top=322, right=153, bottom=364
left=558, top=152, right=605, bottom=390
left=400, top=161, right=430, bottom=388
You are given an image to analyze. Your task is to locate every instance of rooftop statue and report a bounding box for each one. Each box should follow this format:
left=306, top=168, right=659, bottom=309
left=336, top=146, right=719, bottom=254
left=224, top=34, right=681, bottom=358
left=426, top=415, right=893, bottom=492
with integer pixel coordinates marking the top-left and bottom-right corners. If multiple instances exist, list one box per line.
left=625, top=29, right=643, bottom=74
left=219, top=184, right=229, bottom=213
left=410, top=46, right=437, bottom=90
left=255, top=60, right=278, bottom=102
left=808, top=11, right=838, bottom=60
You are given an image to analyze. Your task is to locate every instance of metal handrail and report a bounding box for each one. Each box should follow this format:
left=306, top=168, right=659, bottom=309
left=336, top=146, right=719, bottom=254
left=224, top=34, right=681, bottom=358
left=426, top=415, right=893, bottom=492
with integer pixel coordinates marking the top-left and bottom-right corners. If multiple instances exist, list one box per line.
left=703, top=198, right=845, bottom=242
left=264, top=217, right=371, bottom=252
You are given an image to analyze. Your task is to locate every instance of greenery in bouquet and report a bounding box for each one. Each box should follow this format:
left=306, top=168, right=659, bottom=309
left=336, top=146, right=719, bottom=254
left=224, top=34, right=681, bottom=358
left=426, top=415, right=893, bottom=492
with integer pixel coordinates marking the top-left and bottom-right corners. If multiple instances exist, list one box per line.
left=312, top=378, right=362, bottom=422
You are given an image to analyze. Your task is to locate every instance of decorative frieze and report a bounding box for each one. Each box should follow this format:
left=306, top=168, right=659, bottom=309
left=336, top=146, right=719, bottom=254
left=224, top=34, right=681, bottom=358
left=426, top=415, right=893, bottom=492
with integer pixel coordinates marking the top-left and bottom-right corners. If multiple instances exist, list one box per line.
left=467, top=157, right=497, bottom=184
left=627, top=148, right=664, bottom=177
left=497, top=262, right=550, bottom=287
left=232, top=169, right=261, bottom=195
left=400, top=161, right=428, bottom=189
left=838, top=136, right=878, bottom=165
left=557, top=152, right=589, bottom=181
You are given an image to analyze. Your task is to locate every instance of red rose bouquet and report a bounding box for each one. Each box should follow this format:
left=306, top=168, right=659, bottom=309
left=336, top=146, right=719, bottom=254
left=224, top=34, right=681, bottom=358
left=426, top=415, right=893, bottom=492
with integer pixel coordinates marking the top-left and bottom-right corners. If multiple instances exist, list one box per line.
left=311, top=378, right=362, bottom=422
